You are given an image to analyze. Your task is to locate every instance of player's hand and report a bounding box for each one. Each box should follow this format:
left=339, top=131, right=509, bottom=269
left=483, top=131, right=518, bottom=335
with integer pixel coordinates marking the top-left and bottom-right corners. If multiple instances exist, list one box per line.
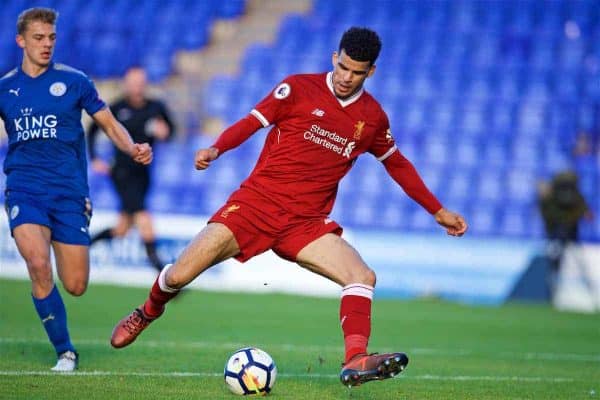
left=91, top=159, right=111, bottom=175
left=131, top=143, right=153, bottom=165
left=195, top=147, right=219, bottom=170
left=434, top=208, right=468, bottom=237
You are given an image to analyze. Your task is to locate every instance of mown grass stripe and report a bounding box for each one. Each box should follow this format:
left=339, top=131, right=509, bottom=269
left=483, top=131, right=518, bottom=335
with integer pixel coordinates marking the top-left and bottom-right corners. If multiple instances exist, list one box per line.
left=2, top=337, right=598, bottom=362
left=0, top=370, right=578, bottom=383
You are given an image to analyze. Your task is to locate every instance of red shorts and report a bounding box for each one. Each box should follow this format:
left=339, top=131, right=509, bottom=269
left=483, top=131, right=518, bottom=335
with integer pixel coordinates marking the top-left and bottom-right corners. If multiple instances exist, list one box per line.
left=208, top=188, right=343, bottom=262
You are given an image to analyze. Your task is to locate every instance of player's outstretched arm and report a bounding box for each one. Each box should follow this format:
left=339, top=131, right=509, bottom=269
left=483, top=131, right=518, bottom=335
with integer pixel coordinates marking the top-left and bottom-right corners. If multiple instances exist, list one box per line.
left=382, top=151, right=468, bottom=236
left=434, top=208, right=468, bottom=237
left=91, top=107, right=153, bottom=165
left=193, top=114, right=262, bottom=171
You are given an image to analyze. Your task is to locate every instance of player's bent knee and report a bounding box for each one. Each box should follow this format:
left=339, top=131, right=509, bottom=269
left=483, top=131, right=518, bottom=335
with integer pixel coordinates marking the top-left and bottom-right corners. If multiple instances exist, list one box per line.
left=362, top=268, right=377, bottom=287
left=344, top=266, right=376, bottom=287
left=63, top=280, right=88, bottom=296
left=164, top=270, right=188, bottom=290
left=64, top=285, right=87, bottom=297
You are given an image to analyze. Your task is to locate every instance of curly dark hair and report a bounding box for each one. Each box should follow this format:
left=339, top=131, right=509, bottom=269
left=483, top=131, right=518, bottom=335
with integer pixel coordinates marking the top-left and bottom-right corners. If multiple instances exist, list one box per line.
left=338, top=27, right=382, bottom=66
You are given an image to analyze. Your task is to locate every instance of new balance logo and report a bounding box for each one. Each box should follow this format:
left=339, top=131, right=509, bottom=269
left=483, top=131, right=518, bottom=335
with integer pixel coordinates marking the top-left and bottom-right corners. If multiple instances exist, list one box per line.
left=9, top=88, right=20, bottom=96
left=311, top=108, right=325, bottom=117
left=42, top=314, right=55, bottom=323
left=343, top=141, right=356, bottom=158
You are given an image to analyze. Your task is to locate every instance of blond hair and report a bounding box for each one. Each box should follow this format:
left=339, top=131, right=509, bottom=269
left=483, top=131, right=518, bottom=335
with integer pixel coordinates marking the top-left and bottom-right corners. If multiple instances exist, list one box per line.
left=17, top=7, right=58, bottom=35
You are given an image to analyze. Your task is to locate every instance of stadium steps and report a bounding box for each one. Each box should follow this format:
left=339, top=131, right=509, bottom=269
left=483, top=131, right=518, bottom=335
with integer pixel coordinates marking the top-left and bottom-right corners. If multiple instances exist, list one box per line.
left=174, top=0, right=312, bottom=135
left=176, top=0, right=312, bottom=79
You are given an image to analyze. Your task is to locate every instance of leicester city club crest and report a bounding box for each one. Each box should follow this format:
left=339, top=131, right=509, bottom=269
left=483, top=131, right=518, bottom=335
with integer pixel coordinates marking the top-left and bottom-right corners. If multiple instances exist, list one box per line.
left=49, top=82, right=67, bottom=97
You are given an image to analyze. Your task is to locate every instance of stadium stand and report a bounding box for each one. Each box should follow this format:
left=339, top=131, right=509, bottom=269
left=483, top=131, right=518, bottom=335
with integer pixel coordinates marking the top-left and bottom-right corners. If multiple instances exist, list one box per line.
left=194, top=0, right=600, bottom=241
left=0, top=0, right=246, bottom=81
left=0, top=0, right=598, bottom=241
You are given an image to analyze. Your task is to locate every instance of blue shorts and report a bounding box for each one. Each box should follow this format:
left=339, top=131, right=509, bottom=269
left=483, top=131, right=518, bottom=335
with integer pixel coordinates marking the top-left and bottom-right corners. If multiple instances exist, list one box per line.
left=4, top=190, right=92, bottom=245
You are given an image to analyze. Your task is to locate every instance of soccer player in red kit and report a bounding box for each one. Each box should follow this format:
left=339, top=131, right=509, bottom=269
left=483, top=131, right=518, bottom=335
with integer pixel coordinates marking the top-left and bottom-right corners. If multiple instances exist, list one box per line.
left=111, top=27, right=468, bottom=387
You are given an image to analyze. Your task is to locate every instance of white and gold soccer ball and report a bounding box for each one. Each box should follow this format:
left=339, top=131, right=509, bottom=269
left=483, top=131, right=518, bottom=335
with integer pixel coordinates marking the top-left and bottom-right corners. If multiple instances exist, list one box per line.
left=224, top=347, right=277, bottom=395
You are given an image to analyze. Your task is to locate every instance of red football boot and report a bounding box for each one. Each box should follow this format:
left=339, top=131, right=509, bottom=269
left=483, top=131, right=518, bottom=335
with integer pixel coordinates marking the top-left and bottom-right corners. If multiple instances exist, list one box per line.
left=110, top=306, right=161, bottom=348
left=340, top=352, right=409, bottom=387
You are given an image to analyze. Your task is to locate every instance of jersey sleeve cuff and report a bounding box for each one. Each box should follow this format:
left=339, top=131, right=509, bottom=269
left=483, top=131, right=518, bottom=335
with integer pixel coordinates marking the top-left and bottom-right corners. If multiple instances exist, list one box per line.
left=250, top=109, right=269, bottom=127
left=88, top=102, right=107, bottom=117
left=376, top=145, right=397, bottom=162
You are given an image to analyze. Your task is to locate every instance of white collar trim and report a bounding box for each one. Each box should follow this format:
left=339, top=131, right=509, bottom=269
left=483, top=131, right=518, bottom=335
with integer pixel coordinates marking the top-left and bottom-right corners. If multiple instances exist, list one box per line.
left=326, top=72, right=364, bottom=107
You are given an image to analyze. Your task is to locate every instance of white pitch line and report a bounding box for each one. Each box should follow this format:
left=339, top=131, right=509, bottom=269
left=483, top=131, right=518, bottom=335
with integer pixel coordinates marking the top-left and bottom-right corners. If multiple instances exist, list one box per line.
left=1, top=337, right=599, bottom=362
left=0, top=370, right=579, bottom=383
left=411, top=375, right=577, bottom=383
left=0, top=370, right=223, bottom=378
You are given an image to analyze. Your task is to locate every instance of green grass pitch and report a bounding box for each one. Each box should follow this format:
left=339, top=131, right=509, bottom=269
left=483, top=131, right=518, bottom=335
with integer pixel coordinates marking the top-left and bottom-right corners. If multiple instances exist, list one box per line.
left=0, top=278, right=598, bottom=399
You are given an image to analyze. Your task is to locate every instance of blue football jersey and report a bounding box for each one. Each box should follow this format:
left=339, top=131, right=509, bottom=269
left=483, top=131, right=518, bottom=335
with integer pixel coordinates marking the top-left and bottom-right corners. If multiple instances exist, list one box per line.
left=0, top=62, right=105, bottom=198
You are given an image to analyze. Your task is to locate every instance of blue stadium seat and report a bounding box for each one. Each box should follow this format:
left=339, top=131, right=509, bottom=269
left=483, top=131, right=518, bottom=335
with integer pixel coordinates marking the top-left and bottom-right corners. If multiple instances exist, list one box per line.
left=465, top=74, right=493, bottom=99
left=217, top=0, right=245, bottom=18
left=203, top=76, right=237, bottom=117
left=454, top=139, right=480, bottom=168
left=476, top=167, right=505, bottom=203
left=490, top=101, right=516, bottom=133
left=421, top=137, right=449, bottom=166
left=458, top=102, right=487, bottom=138
left=147, top=186, right=176, bottom=213
left=181, top=19, right=210, bottom=50
left=446, top=170, right=473, bottom=202
left=410, top=207, right=439, bottom=232
left=517, top=101, right=548, bottom=133
left=429, top=100, right=456, bottom=132
left=379, top=203, right=406, bottom=229
left=499, top=208, right=529, bottom=237
left=396, top=137, right=421, bottom=164
left=143, top=52, right=173, bottom=83
left=553, top=73, right=580, bottom=101
left=470, top=205, right=499, bottom=236
left=511, top=137, right=542, bottom=170
left=403, top=101, right=427, bottom=131
left=91, top=186, right=119, bottom=210
left=506, top=168, right=537, bottom=205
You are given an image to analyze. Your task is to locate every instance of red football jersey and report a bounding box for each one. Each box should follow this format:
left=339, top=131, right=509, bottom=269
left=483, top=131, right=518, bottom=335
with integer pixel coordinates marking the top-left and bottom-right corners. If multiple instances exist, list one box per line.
left=240, top=72, right=397, bottom=217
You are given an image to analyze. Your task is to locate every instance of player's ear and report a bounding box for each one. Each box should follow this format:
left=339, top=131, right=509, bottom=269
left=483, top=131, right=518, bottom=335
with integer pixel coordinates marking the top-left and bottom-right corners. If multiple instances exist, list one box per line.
left=16, top=34, right=25, bottom=49
left=367, top=64, right=376, bottom=78
left=332, top=51, right=338, bottom=68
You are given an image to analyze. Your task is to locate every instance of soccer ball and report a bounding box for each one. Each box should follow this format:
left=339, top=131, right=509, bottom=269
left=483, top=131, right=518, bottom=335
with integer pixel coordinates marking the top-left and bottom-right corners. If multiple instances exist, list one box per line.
left=224, top=347, right=277, bottom=395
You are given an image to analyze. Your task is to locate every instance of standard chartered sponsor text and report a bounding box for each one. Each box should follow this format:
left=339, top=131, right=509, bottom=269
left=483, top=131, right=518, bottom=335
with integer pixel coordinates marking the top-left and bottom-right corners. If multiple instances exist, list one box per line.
left=304, top=124, right=348, bottom=155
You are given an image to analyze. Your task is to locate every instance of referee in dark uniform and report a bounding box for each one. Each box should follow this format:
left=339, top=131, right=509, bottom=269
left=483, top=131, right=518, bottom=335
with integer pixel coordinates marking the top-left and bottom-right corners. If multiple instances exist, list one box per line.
left=88, top=66, right=175, bottom=271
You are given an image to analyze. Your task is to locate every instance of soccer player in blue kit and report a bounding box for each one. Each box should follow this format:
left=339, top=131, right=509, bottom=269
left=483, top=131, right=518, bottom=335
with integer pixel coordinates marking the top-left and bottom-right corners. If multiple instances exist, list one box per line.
left=0, top=7, right=153, bottom=371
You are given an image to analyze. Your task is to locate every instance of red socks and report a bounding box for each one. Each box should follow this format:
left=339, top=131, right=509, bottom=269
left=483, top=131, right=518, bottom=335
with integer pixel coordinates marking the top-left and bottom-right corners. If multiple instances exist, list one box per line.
left=340, top=284, right=373, bottom=363
left=143, top=264, right=179, bottom=318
